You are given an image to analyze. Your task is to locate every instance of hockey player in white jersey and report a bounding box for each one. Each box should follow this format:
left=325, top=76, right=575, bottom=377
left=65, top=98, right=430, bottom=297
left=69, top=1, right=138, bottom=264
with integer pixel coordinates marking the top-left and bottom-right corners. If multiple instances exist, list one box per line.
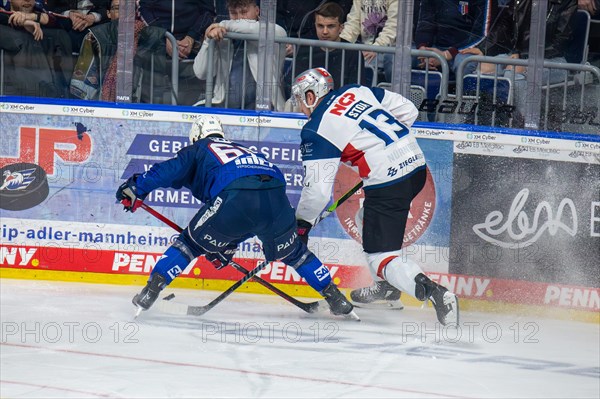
left=292, top=67, right=459, bottom=326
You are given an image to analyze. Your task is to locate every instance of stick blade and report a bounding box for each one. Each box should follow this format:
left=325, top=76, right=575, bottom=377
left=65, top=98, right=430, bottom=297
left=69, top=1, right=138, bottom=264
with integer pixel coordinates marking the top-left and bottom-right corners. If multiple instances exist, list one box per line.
left=155, top=298, right=191, bottom=316
left=305, top=299, right=330, bottom=313
left=352, top=299, right=405, bottom=310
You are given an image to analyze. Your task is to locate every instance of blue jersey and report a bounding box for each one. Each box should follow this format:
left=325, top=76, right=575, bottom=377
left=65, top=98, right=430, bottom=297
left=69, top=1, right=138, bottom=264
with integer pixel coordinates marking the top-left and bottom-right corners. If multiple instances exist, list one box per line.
left=135, top=137, right=285, bottom=203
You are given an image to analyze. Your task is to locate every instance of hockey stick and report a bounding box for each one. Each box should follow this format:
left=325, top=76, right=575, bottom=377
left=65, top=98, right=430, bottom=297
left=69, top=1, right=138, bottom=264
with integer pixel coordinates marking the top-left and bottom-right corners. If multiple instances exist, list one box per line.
left=144, top=181, right=362, bottom=316
left=158, top=260, right=270, bottom=316
left=139, top=203, right=325, bottom=314
left=140, top=203, right=181, bottom=232
left=315, top=181, right=363, bottom=225
left=228, top=261, right=326, bottom=313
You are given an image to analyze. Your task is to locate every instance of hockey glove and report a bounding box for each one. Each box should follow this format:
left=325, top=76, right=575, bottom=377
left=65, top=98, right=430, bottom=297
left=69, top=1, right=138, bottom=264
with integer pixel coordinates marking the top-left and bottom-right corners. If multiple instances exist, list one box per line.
left=297, top=219, right=312, bottom=245
left=205, top=246, right=237, bottom=270
left=116, top=174, right=147, bottom=213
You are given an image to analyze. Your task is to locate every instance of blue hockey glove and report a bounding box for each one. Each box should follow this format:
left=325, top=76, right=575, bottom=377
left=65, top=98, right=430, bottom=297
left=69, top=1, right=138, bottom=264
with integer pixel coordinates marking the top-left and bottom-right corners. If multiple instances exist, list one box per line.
left=116, top=174, right=147, bottom=213
left=297, top=219, right=312, bottom=245
left=205, top=246, right=237, bottom=270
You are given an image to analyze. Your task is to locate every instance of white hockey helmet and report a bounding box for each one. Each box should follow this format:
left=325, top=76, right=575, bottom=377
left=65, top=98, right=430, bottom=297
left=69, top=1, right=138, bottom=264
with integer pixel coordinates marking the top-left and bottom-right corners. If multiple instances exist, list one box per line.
left=291, top=67, right=334, bottom=110
left=189, top=115, right=225, bottom=143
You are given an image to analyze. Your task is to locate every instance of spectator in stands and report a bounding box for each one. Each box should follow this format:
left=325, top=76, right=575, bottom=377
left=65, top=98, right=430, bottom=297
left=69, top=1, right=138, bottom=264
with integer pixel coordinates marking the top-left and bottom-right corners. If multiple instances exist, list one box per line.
left=294, top=2, right=364, bottom=91
left=47, top=1, right=111, bottom=52
left=277, top=0, right=352, bottom=56
left=103, top=0, right=149, bottom=102
left=2, top=0, right=72, bottom=31
left=459, top=0, right=578, bottom=126
left=193, top=0, right=287, bottom=111
left=70, top=0, right=155, bottom=101
left=1, top=0, right=46, bottom=12
left=339, top=0, right=398, bottom=72
left=137, top=0, right=215, bottom=104
left=0, top=0, right=73, bottom=97
left=276, top=0, right=352, bottom=39
left=579, top=0, right=600, bottom=62
left=139, top=0, right=214, bottom=62
left=578, top=0, right=599, bottom=16
left=412, top=0, right=497, bottom=76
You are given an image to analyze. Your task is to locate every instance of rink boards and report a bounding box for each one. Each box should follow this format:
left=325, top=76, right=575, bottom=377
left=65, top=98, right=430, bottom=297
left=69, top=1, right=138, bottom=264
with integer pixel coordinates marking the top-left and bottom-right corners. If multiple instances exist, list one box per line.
left=1, top=97, right=599, bottom=320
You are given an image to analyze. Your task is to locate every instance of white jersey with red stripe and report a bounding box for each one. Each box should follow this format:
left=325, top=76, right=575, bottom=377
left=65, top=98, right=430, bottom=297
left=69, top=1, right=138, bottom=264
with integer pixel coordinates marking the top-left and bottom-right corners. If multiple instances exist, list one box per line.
left=296, top=84, right=425, bottom=225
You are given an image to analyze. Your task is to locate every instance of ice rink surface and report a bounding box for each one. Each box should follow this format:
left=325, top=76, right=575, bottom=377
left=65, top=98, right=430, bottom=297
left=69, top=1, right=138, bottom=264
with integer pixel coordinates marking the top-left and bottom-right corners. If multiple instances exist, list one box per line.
left=1, top=278, right=598, bottom=398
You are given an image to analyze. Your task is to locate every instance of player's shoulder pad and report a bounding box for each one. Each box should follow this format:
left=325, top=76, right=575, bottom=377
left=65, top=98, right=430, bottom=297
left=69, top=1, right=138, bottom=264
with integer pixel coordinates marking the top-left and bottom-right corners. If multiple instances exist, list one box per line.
left=299, top=122, right=342, bottom=160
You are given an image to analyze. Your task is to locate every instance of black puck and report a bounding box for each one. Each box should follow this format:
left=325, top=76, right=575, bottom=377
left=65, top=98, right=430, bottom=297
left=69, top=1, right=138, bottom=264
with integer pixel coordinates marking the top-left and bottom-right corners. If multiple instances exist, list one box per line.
left=163, top=293, right=176, bottom=301
left=0, top=163, right=50, bottom=211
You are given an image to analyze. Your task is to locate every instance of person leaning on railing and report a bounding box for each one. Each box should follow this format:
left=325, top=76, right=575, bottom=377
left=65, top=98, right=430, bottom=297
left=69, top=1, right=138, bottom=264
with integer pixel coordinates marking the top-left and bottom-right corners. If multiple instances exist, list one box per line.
left=0, top=0, right=74, bottom=98
left=193, top=0, right=287, bottom=111
left=136, top=0, right=215, bottom=105
left=294, top=2, right=365, bottom=89
left=579, top=0, right=600, bottom=61
left=275, top=0, right=352, bottom=56
left=578, top=0, right=599, bottom=17
left=458, top=0, right=578, bottom=126
left=47, top=0, right=111, bottom=53
left=412, top=0, right=498, bottom=78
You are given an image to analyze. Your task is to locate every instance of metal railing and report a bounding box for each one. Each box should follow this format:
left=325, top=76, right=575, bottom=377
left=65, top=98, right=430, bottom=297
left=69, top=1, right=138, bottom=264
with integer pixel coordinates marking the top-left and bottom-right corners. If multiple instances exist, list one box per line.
left=163, top=31, right=179, bottom=105
left=453, top=55, right=600, bottom=131
left=129, top=30, right=180, bottom=105
left=200, top=32, right=450, bottom=110
left=0, top=49, right=4, bottom=97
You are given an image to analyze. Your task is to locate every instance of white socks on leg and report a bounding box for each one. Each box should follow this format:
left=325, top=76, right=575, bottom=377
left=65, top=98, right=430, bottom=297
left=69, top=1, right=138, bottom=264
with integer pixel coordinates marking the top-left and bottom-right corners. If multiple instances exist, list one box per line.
left=366, top=251, right=424, bottom=298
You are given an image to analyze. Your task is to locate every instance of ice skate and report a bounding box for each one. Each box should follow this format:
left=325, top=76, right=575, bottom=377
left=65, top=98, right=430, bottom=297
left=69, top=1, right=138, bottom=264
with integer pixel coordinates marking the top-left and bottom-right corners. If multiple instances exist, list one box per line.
left=414, top=273, right=459, bottom=326
left=350, top=280, right=404, bottom=310
left=132, top=274, right=167, bottom=317
left=321, top=283, right=360, bottom=321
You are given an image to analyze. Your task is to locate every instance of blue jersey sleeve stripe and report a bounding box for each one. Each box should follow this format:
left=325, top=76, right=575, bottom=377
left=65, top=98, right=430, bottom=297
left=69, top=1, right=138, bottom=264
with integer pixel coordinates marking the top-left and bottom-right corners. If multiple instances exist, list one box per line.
left=301, top=124, right=342, bottom=160
left=369, top=86, right=386, bottom=103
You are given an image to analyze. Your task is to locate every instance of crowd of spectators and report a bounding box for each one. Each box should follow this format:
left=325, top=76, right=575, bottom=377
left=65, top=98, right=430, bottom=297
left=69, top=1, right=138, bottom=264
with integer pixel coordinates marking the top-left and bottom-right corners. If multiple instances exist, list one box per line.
left=0, top=0, right=597, bottom=126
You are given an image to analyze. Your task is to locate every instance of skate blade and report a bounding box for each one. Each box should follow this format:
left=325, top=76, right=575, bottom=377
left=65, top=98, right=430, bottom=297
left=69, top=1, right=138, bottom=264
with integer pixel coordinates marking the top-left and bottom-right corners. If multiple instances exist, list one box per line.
left=352, top=299, right=404, bottom=310
left=344, top=310, right=361, bottom=321
left=133, top=306, right=144, bottom=319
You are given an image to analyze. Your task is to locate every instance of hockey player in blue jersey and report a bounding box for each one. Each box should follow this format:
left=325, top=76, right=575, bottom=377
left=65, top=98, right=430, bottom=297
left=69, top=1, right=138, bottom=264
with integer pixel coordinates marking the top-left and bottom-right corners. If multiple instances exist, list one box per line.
left=116, top=115, right=357, bottom=319
left=291, top=68, right=459, bottom=326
